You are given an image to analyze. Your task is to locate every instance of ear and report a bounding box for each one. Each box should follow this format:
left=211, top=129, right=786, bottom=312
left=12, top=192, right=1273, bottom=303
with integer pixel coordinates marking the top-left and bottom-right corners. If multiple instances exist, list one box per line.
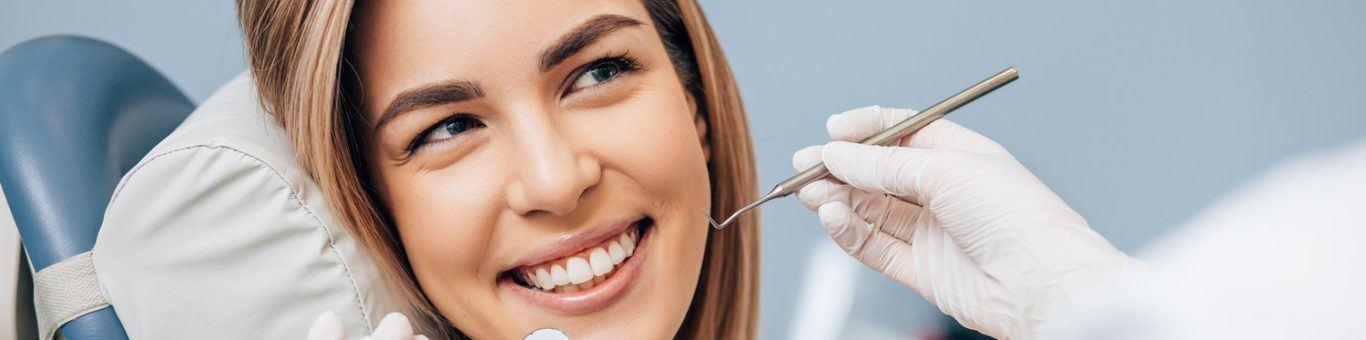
left=688, top=93, right=711, bottom=161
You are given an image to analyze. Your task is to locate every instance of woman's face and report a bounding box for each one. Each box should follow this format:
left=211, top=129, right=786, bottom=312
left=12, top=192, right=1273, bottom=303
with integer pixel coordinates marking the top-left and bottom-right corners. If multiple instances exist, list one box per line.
left=349, top=1, right=713, bottom=338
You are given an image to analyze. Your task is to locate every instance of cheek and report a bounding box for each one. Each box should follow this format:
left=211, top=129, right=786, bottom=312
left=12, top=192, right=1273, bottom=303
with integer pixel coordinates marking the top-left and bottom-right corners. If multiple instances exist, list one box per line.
left=573, top=78, right=715, bottom=294
left=572, top=82, right=711, bottom=207
left=381, top=159, right=505, bottom=290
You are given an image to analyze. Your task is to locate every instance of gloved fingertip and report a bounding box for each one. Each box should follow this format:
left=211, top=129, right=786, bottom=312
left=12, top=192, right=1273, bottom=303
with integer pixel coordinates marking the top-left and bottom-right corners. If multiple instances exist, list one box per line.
left=415, top=335, right=431, bottom=340
left=316, top=309, right=342, bottom=324
left=796, top=179, right=840, bottom=210
left=820, top=141, right=864, bottom=170
left=307, top=310, right=346, bottom=340
left=378, top=312, right=405, bottom=325
left=826, top=105, right=880, bottom=140
left=816, top=201, right=873, bottom=255
left=792, top=145, right=823, bottom=170
left=829, top=105, right=880, bottom=124
left=816, top=201, right=853, bottom=228
left=374, top=312, right=414, bottom=337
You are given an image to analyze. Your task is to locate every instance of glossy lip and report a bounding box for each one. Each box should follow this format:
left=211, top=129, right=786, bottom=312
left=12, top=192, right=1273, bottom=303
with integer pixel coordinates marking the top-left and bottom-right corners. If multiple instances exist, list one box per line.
left=501, top=220, right=651, bottom=315
left=504, top=216, right=643, bottom=272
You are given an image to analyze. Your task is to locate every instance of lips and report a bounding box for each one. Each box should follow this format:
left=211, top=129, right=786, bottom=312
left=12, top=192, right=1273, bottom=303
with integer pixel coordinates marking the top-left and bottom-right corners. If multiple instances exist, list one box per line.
left=501, top=217, right=653, bottom=315
left=512, top=226, right=639, bottom=292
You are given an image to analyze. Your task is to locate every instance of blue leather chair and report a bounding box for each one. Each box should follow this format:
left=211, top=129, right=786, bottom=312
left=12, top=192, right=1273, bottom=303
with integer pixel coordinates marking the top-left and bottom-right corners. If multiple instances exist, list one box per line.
left=0, top=36, right=194, bottom=340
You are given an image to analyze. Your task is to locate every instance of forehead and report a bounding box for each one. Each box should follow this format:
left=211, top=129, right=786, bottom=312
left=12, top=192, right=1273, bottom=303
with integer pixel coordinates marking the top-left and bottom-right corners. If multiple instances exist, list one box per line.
left=347, top=1, right=654, bottom=106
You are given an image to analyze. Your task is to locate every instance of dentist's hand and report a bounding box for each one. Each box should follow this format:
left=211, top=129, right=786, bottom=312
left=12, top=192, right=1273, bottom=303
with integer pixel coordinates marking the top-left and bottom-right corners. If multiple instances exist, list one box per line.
left=793, top=106, right=1141, bottom=339
left=306, top=310, right=430, bottom=340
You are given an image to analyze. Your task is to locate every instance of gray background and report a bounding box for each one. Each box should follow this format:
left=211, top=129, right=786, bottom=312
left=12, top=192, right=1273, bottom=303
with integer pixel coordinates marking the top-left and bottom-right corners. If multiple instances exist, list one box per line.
left=4, top=0, right=1365, bottom=339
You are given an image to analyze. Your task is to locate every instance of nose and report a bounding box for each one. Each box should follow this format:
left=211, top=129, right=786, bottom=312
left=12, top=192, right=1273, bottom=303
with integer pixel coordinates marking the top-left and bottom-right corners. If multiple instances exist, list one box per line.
left=505, top=114, right=601, bottom=217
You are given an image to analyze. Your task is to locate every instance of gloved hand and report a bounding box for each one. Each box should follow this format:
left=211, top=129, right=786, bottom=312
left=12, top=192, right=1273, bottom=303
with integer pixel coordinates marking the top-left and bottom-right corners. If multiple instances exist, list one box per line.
left=306, top=310, right=430, bottom=340
left=793, top=106, right=1142, bottom=339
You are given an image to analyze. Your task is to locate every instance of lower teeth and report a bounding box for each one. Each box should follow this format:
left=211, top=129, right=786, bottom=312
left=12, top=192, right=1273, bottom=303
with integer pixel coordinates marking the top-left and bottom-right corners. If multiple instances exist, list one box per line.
left=514, top=220, right=647, bottom=292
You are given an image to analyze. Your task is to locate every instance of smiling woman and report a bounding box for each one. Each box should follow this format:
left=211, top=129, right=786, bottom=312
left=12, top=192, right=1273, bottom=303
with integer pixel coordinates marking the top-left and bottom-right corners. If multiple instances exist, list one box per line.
left=235, top=0, right=758, bottom=338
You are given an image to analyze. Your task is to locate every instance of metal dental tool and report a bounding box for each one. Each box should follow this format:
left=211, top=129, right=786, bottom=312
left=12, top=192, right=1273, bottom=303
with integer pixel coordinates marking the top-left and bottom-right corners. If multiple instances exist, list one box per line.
left=706, top=67, right=1019, bottom=229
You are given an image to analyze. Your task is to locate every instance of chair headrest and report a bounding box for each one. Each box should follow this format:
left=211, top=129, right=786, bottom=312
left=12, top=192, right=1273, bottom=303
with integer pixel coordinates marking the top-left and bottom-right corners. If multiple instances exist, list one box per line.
left=93, top=73, right=401, bottom=338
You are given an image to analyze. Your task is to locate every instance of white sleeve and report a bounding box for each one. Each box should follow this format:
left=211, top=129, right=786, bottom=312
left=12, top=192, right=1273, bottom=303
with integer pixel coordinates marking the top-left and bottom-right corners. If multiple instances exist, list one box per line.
left=1042, top=138, right=1366, bottom=339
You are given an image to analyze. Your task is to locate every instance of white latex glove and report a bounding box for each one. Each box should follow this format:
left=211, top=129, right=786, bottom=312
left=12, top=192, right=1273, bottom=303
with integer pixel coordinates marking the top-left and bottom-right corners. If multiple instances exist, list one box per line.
left=306, top=310, right=430, bottom=340
left=792, top=106, right=1142, bottom=339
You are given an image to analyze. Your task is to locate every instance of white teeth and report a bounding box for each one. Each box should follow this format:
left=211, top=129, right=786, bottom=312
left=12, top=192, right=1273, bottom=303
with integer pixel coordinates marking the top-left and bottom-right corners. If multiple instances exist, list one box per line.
left=620, top=233, right=635, bottom=257
left=589, top=248, right=613, bottom=276
left=608, top=242, right=626, bottom=265
left=566, top=257, right=592, bottom=284
left=518, top=227, right=644, bottom=292
left=535, top=268, right=552, bottom=290
left=551, top=264, right=569, bottom=286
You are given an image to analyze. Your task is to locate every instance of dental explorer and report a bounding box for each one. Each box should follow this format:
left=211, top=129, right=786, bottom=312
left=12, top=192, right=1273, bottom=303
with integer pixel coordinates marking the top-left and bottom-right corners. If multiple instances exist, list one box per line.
left=706, top=67, right=1019, bottom=229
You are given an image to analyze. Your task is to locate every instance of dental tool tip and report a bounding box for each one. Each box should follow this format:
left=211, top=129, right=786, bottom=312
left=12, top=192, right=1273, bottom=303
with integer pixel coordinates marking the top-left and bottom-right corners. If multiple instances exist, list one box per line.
left=707, top=188, right=785, bottom=229
left=710, top=214, right=732, bottom=229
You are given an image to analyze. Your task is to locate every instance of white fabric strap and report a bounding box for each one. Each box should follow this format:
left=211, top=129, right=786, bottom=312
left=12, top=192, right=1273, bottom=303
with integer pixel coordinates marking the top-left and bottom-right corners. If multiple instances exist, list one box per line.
left=33, top=251, right=109, bottom=340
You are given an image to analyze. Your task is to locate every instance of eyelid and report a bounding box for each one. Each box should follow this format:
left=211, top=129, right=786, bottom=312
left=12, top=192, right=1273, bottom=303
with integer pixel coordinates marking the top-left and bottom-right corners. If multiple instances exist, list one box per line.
left=406, top=118, right=443, bottom=152
left=562, top=55, right=640, bottom=96
left=405, top=125, right=434, bottom=154
left=405, top=114, right=482, bottom=155
left=398, top=129, right=485, bottom=167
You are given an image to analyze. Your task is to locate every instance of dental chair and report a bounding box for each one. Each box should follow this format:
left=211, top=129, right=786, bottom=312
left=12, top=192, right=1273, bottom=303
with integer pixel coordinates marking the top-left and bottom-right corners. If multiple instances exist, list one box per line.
left=0, top=36, right=400, bottom=339
left=0, top=35, right=186, bottom=340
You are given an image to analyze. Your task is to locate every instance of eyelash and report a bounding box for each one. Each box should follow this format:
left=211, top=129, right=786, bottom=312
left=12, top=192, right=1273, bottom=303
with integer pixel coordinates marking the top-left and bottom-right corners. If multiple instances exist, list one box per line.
left=405, top=55, right=642, bottom=154
left=565, top=54, right=641, bottom=95
left=406, top=114, right=484, bottom=153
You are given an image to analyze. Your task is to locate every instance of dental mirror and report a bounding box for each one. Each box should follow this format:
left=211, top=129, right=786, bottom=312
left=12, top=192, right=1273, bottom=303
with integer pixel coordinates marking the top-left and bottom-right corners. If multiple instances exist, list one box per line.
left=524, top=328, right=570, bottom=340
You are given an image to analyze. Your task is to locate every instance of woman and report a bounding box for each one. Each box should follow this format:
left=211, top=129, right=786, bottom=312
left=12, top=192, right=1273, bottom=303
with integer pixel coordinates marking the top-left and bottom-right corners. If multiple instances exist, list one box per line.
left=237, top=0, right=1141, bottom=338
left=237, top=0, right=759, bottom=338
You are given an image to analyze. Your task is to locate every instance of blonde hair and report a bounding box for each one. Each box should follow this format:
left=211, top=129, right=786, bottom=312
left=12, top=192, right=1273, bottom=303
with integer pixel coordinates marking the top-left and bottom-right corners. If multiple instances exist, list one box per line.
left=236, top=1, right=759, bottom=338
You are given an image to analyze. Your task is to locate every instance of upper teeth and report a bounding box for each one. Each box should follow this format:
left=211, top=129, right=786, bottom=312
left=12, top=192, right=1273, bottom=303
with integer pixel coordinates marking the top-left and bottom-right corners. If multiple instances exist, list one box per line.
left=521, top=228, right=639, bottom=293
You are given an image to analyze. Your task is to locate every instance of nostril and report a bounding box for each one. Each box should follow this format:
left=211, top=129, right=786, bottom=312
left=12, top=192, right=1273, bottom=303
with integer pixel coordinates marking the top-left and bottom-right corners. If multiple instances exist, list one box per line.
left=504, top=133, right=603, bottom=215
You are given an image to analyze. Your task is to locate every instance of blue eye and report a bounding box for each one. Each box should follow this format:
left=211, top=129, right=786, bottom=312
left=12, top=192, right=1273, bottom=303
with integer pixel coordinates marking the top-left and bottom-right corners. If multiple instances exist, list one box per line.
left=417, top=115, right=484, bottom=147
left=569, top=57, right=637, bottom=92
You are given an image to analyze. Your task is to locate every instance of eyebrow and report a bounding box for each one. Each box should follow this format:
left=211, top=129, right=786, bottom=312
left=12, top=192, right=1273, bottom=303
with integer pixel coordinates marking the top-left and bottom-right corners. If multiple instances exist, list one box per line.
left=373, top=79, right=485, bottom=135
left=538, top=14, right=644, bottom=72
left=372, top=14, right=644, bottom=136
